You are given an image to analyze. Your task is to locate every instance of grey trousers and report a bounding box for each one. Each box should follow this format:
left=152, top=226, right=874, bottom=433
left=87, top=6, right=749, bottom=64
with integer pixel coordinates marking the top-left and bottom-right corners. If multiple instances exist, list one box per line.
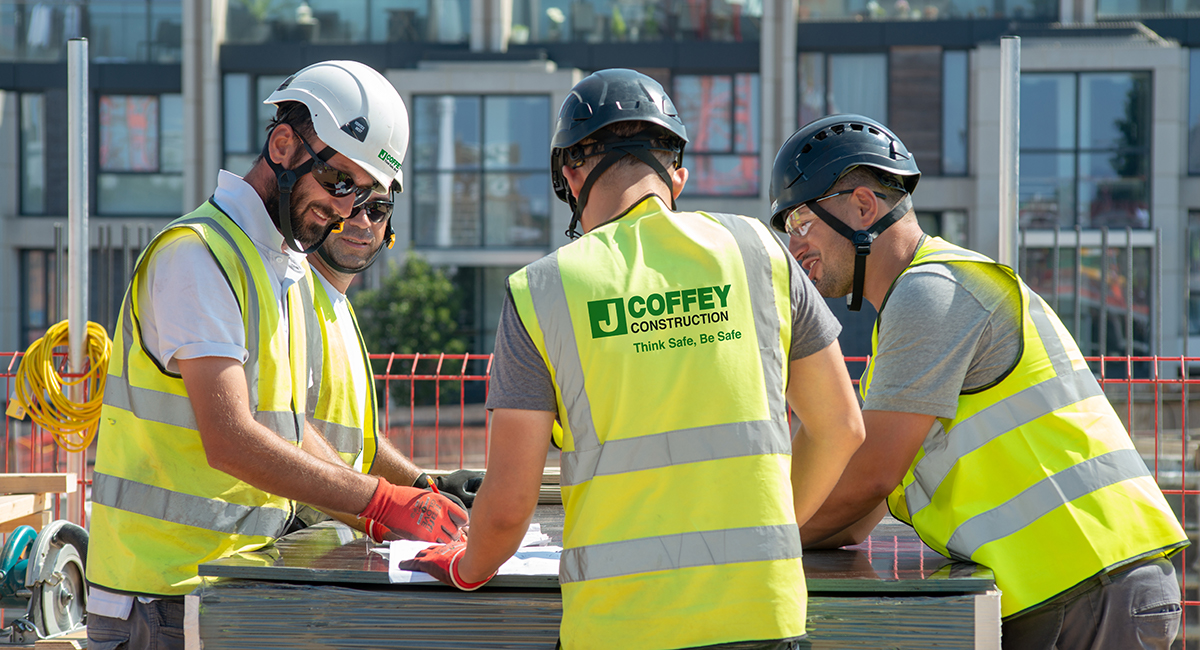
left=87, top=598, right=185, bottom=650
left=1001, top=557, right=1181, bottom=650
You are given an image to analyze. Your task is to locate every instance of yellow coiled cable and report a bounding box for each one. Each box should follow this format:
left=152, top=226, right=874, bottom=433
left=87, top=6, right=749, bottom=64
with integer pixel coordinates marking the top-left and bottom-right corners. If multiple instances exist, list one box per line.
left=14, top=320, right=112, bottom=453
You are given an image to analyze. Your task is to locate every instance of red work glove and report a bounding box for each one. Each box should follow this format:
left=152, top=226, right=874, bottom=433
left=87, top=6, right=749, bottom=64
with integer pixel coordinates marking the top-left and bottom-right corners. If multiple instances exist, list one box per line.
left=358, top=477, right=468, bottom=543
left=398, top=539, right=495, bottom=591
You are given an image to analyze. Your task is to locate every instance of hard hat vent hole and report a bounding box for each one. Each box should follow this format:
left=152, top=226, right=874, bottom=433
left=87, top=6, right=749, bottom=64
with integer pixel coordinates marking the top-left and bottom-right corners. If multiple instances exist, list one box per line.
left=801, top=143, right=812, bottom=154
left=814, top=130, right=829, bottom=141
left=868, top=127, right=880, bottom=135
left=851, top=124, right=864, bottom=131
left=831, top=124, right=845, bottom=135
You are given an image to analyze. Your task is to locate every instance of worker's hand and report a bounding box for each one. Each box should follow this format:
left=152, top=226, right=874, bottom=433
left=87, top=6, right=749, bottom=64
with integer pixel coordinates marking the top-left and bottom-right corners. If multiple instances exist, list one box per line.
left=358, top=478, right=468, bottom=543
left=434, top=470, right=485, bottom=508
left=399, top=540, right=495, bottom=591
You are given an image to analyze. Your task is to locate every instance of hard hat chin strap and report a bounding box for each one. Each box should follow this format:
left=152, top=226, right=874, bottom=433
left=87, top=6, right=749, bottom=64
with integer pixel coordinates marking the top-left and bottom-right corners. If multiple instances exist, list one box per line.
left=261, top=135, right=345, bottom=255
left=565, top=133, right=680, bottom=240
left=806, top=193, right=913, bottom=312
left=316, top=221, right=395, bottom=275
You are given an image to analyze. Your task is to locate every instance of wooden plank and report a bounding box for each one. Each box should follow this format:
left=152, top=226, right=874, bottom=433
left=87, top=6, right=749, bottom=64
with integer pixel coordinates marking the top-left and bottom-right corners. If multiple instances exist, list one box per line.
left=0, top=494, right=49, bottom=524
left=0, top=508, right=52, bottom=534
left=35, top=628, right=87, bottom=649
left=0, top=473, right=77, bottom=495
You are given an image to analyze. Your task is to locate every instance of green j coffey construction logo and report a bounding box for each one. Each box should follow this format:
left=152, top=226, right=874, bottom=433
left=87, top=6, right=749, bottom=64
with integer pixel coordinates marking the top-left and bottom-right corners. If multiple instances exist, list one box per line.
left=586, top=284, right=732, bottom=339
left=588, top=298, right=627, bottom=338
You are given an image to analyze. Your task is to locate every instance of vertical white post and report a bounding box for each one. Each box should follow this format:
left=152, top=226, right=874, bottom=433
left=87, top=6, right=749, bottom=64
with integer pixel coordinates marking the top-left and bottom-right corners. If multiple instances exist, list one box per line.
left=67, top=38, right=88, bottom=525
left=998, top=36, right=1020, bottom=272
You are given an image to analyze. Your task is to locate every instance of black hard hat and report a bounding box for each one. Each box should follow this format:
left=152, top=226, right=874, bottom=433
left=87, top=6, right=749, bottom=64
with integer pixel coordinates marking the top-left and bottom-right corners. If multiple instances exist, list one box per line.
left=550, top=69, right=689, bottom=208
left=769, top=114, right=920, bottom=233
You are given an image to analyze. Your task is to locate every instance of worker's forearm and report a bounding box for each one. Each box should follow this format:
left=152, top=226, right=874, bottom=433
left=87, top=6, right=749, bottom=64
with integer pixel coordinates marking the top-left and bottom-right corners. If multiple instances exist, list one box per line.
left=797, top=464, right=891, bottom=546
left=802, top=501, right=887, bottom=549
left=790, top=422, right=864, bottom=526
left=367, top=436, right=424, bottom=487
left=205, top=421, right=379, bottom=515
left=455, top=483, right=537, bottom=583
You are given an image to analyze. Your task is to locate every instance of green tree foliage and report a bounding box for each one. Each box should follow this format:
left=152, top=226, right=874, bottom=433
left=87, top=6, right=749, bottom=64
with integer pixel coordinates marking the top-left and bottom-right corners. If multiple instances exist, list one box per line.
left=354, top=254, right=468, bottom=405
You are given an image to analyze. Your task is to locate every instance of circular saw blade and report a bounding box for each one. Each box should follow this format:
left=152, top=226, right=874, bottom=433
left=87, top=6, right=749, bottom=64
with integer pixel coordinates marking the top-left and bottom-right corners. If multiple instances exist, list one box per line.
left=36, top=543, right=86, bottom=637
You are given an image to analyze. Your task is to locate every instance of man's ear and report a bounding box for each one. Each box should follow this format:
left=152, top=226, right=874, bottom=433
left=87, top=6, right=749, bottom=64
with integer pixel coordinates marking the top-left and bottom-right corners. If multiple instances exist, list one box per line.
left=563, top=164, right=586, bottom=199
left=851, top=185, right=880, bottom=228
left=670, top=166, right=689, bottom=201
left=267, top=123, right=299, bottom=167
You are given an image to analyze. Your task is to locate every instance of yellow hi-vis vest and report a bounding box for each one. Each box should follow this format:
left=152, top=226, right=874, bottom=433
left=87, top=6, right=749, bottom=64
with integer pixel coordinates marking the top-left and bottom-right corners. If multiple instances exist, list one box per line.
left=862, top=236, right=1187, bottom=619
left=301, top=273, right=378, bottom=471
left=509, top=196, right=805, bottom=650
left=88, top=201, right=308, bottom=596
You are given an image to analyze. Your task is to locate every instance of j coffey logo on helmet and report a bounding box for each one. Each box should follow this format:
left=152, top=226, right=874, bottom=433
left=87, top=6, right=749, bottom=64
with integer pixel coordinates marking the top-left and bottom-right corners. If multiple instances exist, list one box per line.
left=587, top=284, right=732, bottom=339
left=378, top=149, right=401, bottom=172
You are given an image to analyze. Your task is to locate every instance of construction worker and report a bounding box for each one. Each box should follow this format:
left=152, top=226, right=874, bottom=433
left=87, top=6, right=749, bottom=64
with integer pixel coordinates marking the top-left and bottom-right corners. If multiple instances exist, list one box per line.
left=300, top=189, right=485, bottom=529
left=86, top=60, right=466, bottom=649
left=402, top=69, right=865, bottom=649
left=771, top=114, right=1188, bottom=649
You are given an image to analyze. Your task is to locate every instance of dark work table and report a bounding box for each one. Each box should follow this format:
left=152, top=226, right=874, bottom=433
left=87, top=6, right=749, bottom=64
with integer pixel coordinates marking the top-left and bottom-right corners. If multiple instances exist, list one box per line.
left=194, top=507, right=998, bottom=649
left=199, top=506, right=992, bottom=594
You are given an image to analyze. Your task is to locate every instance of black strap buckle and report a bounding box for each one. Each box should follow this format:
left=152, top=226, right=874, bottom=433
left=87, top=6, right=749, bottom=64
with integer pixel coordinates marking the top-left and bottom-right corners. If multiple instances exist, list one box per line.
left=852, top=230, right=875, bottom=256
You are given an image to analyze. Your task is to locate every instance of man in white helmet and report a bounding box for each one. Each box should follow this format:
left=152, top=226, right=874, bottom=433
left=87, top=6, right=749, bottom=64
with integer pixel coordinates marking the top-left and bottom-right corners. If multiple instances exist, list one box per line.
left=86, top=61, right=467, bottom=649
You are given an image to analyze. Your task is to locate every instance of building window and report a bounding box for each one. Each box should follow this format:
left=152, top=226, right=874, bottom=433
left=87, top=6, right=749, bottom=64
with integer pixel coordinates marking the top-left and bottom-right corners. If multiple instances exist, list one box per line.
left=224, top=0, right=469, bottom=45
left=222, top=74, right=290, bottom=176
left=20, top=93, right=46, bottom=215
left=1023, top=242, right=1151, bottom=359
left=798, top=52, right=887, bottom=128
left=19, top=250, right=57, bottom=347
left=412, top=95, right=551, bottom=249
left=796, top=0, right=1054, bottom=20
left=509, top=0, right=760, bottom=44
left=1019, top=71, right=1151, bottom=230
left=98, top=94, right=185, bottom=216
left=916, top=211, right=967, bottom=247
left=675, top=73, right=759, bottom=197
left=942, top=51, right=968, bottom=176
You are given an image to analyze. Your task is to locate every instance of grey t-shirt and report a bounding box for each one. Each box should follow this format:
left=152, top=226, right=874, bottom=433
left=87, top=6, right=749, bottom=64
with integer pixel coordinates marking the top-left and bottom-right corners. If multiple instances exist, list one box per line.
left=861, top=261, right=1022, bottom=419
left=487, top=246, right=842, bottom=412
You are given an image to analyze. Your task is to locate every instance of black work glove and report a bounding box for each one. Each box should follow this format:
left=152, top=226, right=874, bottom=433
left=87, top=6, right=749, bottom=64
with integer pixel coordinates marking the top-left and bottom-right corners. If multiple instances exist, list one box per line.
left=415, top=470, right=484, bottom=508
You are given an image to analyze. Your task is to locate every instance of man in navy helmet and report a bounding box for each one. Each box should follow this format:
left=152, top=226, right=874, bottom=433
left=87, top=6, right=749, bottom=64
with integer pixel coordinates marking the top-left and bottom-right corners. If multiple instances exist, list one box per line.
left=403, top=69, right=865, bottom=649
left=770, top=114, right=1186, bottom=649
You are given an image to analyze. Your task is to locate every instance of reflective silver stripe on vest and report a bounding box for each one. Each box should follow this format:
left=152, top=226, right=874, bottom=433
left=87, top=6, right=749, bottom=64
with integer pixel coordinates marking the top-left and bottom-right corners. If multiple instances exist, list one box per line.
left=525, top=250, right=604, bottom=487
left=1027, top=292, right=1074, bottom=378
left=559, top=524, right=802, bottom=584
left=92, top=471, right=289, bottom=538
left=946, top=448, right=1152, bottom=559
left=104, top=380, right=197, bottom=430
left=562, top=419, right=791, bottom=484
left=904, top=366, right=1103, bottom=518
left=707, top=213, right=788, bottom=429
left=301, top=277, right=324, bottom=424
left=255, top=410, right=303, bottom=443
left=311, top=419, right=364, bottom=456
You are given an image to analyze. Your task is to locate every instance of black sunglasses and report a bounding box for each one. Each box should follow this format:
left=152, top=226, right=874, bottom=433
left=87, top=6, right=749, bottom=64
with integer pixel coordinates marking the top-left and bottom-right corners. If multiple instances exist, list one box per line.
left=357, top=197, right=394, bottom=224
left=295, top=133, right=385, bottom=206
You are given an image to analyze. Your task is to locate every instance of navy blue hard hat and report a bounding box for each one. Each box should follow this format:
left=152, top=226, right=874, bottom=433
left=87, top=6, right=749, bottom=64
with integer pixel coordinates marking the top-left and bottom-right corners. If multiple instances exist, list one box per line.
left=769, top=114, right=920, bottom=233
left=551, top=69, right=688, bottom=206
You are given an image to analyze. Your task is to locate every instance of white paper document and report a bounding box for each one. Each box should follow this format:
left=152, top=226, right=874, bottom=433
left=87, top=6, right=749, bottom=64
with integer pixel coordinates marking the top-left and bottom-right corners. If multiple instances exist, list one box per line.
left=375, top=523, right=562, bottom=583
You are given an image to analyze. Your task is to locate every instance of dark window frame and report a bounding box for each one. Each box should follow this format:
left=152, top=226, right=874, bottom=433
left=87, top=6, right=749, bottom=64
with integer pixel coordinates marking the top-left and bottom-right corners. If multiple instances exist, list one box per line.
left=410, top=92, right=552, bottom=249
left=673, top=70, right=761, bottom=198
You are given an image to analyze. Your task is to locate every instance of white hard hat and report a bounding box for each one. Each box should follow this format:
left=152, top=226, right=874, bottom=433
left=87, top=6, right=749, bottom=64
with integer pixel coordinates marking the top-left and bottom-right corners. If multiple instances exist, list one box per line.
left=265, top=60, right=409, bottom=193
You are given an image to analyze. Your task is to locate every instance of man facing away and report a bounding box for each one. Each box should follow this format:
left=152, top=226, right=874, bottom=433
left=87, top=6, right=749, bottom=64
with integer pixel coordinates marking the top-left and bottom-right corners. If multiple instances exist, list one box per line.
left=402, top=69, right=865, bottom=650
left=770, top=113, right=1187, bottom=649
left=86, top=60, right=466, bottom=649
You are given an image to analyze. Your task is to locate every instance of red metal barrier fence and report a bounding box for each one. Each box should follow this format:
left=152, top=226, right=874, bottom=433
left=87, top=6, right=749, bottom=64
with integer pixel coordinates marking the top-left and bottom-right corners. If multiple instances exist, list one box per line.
left=2, top=352, right=1198, bottom=645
